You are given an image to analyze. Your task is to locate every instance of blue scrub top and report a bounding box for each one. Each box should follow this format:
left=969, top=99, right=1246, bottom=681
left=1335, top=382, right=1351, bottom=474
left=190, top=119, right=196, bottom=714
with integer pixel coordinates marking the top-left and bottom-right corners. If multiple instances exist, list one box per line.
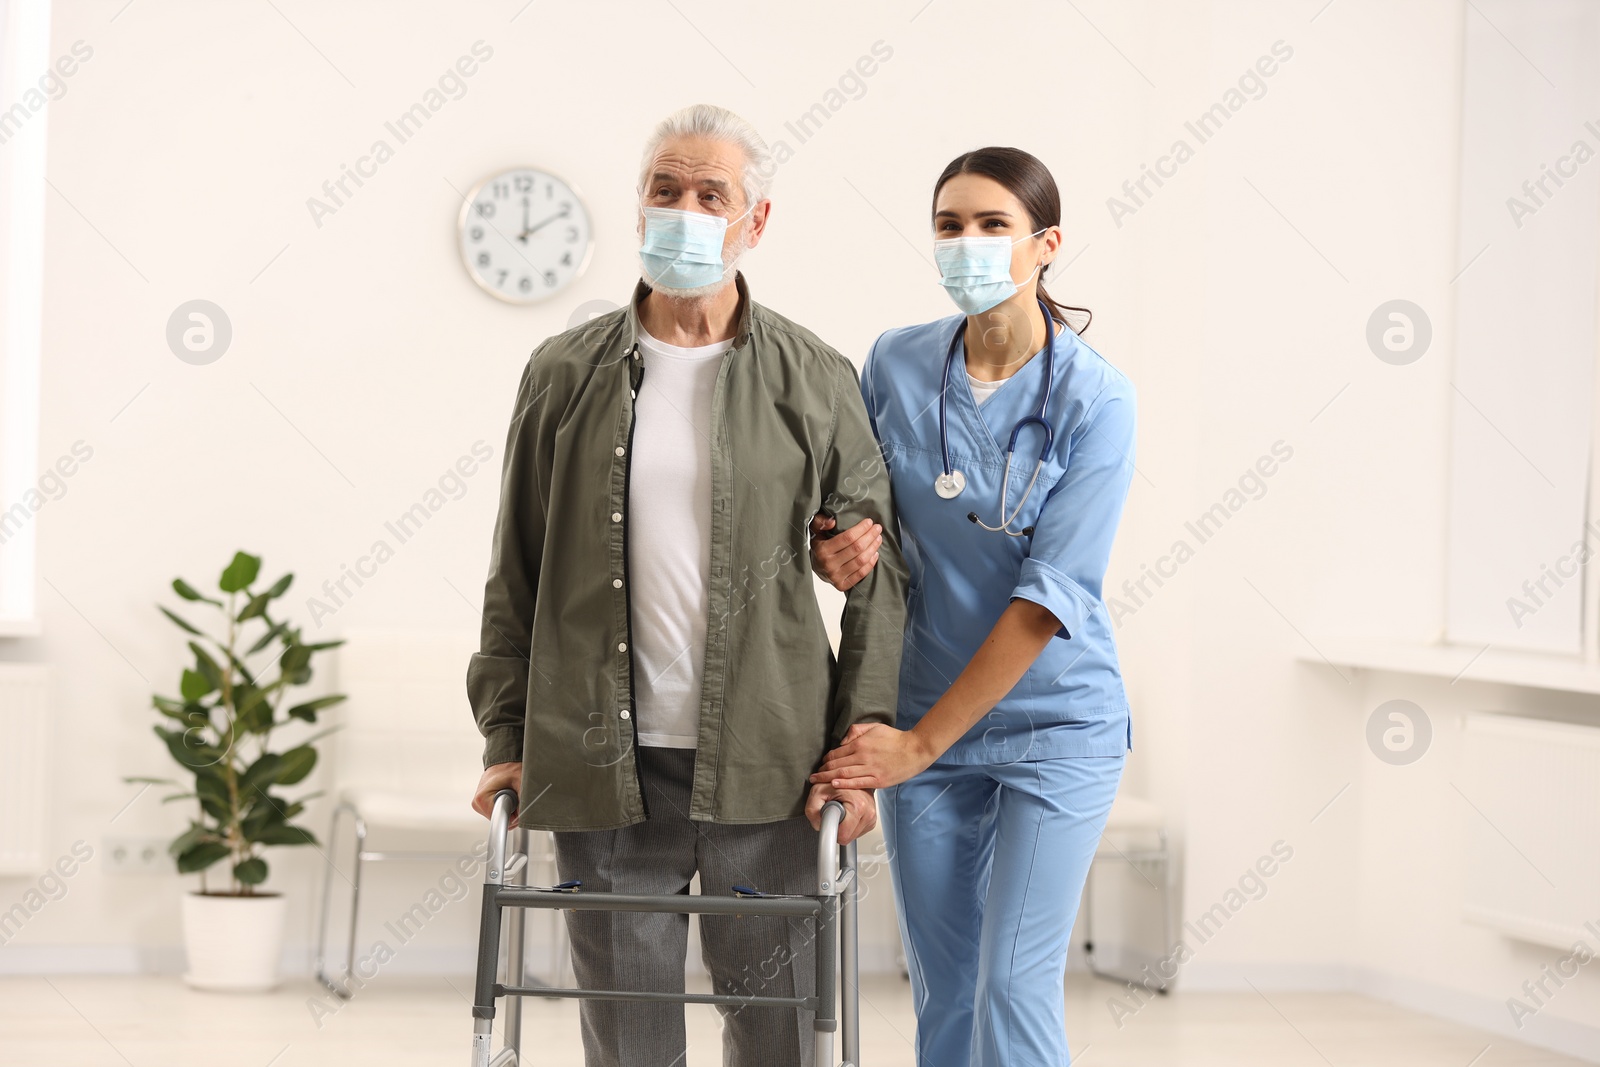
left=861, top=313, right=1137, bottom=764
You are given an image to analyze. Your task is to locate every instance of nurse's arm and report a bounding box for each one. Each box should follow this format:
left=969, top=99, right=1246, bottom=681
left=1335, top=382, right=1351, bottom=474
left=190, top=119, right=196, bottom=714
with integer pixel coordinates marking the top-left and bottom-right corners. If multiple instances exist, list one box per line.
left=810, top=598, right=1060, bottom=788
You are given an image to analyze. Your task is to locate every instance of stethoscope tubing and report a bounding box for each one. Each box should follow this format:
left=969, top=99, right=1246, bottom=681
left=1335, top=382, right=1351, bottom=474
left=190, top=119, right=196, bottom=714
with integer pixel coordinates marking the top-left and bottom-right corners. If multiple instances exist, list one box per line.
left=938, top=298, right=1059, bottom=536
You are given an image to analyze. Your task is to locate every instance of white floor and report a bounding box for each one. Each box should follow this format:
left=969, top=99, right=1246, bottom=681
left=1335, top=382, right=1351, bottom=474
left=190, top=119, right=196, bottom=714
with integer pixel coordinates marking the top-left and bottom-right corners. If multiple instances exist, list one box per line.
left=0, top=972, right=1587, bottom=1067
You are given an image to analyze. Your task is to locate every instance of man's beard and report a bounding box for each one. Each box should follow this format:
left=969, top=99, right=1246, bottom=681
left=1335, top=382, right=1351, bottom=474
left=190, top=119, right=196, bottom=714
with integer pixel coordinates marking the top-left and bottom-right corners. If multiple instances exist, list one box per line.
left=646, top=227, right=750, bottom=300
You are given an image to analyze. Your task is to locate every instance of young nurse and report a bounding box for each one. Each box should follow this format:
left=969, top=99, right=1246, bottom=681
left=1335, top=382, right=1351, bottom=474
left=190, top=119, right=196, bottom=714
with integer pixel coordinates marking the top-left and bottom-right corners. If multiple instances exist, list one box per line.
left=807, top=146, right=1137, bottom=1066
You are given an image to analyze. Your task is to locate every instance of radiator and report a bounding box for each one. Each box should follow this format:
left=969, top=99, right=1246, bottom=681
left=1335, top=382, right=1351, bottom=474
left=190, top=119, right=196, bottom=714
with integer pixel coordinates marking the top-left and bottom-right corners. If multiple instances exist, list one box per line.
left=1462, top=712, right=1600, bottom=950
left=0, top=664, right=49, bottom=875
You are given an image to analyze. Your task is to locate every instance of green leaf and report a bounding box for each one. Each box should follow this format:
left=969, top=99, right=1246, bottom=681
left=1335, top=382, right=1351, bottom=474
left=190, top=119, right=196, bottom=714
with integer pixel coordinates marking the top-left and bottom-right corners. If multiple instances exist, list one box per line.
left=304, top=640, right=344, bottom=651
left=240, top=753, right=283, bottom=794
left=236, top=592, right=271, bottom=622
left=155, top=725, right=222, bottom=772
left=123, top=775, right=177, bottom=786
left=280, top=644, right=312, bottom=673
left=253, top=825, right=316, bottom=847
left=161, top=792, right=197, bottom=804
left=176, top=841, right=231, bottom=874
left=222, top=649, right=256, bottom=689
left=188, top=642, right=223, bottom=690
left=233, top=856, right=268, bottom=885
left=264, top=573, right=293, bottom=599
left=194, top=767, right=234, bottom=821
left=219, top=552, right=261, bottom=593
left=159, top=606, right=204, bottom=636
left=179, top=669, right=214, bottom=702
left=168, top=823, right=210, bottom=858
left=275, top=745, right=317, bottom=785
left=247, top=622, right=287, bottom=655
left=172, top=578, right=222, bottom=606
left=241, top=796, right=285, bottom=838
left=235, top=688, right=274, bottom=734
left=287, top=694, right=345, bottom=723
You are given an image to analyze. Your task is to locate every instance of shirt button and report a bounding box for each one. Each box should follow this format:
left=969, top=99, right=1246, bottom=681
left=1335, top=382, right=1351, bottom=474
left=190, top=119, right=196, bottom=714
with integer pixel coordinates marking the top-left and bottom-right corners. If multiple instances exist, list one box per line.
left=612, top=512, right=622, bottom=522
left=618, top=641, right=627, bottom=652
left=620, top=709, right=631, bottom=720
left=612, top=578, right=622, bottom=588
left=615, top=446, right=625, bottom=457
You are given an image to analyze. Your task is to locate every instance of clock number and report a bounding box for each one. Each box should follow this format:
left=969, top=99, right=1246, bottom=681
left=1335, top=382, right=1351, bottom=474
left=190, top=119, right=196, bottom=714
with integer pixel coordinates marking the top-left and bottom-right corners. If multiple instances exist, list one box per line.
left=464, top=170, right=589, bottom=303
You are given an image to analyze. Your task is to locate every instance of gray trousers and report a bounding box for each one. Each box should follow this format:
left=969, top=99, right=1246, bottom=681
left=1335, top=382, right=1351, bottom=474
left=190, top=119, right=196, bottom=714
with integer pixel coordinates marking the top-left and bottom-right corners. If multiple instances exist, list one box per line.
left=551, top=745, right=818, bottom=1067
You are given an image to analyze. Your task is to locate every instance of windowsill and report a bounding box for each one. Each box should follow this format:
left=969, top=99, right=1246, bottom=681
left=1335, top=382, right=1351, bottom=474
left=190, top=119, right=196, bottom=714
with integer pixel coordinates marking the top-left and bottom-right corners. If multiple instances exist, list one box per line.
left=1299, top=636, right=1600, bottom=697
left=0, top=618, right=41, bottom=638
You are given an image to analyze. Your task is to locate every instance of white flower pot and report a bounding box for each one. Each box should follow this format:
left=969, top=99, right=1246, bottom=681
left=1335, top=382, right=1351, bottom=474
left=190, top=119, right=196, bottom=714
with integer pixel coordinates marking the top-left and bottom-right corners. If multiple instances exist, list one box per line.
left=180, top=891, right=288, bottom=992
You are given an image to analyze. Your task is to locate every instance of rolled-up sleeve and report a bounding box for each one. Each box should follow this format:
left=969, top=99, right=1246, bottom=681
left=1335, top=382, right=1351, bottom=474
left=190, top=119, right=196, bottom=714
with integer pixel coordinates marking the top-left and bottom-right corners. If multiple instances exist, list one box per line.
left=1011, top=376, right=1137, bottom=640
left=466, top=349, right=547, bottom=768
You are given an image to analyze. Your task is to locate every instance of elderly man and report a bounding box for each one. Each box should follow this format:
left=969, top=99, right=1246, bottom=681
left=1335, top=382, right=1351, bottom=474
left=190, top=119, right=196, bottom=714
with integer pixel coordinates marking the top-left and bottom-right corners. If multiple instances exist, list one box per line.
left=467, top=103, right=907, bottom=1067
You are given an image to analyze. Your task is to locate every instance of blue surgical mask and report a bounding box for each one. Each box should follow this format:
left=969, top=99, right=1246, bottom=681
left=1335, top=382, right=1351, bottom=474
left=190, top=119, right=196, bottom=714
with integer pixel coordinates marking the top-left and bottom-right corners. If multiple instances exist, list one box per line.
left=933, top=229, right=1046, bottom=315
left=639, top=205, right=750, bottom=290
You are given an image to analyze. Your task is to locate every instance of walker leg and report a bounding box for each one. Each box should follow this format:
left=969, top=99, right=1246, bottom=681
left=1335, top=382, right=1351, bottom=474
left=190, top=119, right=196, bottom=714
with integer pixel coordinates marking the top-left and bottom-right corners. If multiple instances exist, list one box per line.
left=503, top=827, right=526, bottom=1055
left=473, top=790, right=518, bottom=1067
left=814, top=892, right=838, bottom=1067
left=840, top=840, right=859, bottom=1067
left=314, top=801, right=365, bottom=998
left=473, top=881, right=504, bottom=1067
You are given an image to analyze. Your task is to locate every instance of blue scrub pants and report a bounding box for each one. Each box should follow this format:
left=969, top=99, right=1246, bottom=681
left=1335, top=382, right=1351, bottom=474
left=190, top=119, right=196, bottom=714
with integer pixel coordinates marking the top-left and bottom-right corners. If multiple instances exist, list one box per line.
left=879, top=755, right=1125, bottom=1067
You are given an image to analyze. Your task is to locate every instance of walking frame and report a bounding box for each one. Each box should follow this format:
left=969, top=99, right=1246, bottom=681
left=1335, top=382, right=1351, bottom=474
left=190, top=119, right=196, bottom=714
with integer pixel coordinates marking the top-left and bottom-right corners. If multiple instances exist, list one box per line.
left=470, top=789, right=862, bottom=1067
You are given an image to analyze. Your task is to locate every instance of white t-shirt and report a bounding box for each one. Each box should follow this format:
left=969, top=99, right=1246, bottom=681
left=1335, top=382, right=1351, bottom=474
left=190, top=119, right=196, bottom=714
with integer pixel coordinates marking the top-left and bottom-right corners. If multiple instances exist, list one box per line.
left=626, top=327, right=732, bottom=748
left=967, top=371, right=1013, bottom=406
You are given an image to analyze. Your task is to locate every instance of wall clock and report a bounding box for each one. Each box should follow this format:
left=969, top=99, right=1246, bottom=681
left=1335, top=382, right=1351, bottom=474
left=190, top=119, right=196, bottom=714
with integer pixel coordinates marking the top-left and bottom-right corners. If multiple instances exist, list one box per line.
left=458, top=166, right=593, bottom=304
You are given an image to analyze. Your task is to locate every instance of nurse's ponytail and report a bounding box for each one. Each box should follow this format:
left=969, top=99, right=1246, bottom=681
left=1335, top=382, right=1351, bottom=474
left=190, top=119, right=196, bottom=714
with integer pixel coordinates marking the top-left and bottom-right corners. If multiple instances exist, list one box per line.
left=932, top=147, right=1093, bottom=336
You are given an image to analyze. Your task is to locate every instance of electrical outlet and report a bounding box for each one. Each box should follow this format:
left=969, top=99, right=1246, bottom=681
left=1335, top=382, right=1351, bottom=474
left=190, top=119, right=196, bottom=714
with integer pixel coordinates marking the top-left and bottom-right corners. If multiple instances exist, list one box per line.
left=103, top=836, right=174, bottom=875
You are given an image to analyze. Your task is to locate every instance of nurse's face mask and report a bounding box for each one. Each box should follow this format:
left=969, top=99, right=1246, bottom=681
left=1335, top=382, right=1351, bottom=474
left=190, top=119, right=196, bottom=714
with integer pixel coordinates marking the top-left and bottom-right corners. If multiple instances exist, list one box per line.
left=934, top=228, right=1046, bottom=315
left=639, top=203, right=752, bottom=292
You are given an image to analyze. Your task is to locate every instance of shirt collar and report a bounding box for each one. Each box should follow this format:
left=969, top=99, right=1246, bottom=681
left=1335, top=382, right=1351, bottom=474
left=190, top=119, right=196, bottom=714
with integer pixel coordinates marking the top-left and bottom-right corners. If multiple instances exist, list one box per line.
left=624, top=270, right=754, bottom=352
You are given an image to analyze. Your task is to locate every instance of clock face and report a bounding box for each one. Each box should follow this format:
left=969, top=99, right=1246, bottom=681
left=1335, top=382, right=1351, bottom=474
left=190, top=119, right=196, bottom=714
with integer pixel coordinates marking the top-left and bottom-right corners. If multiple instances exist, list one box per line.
left=458, top=167, right=593, bottom=304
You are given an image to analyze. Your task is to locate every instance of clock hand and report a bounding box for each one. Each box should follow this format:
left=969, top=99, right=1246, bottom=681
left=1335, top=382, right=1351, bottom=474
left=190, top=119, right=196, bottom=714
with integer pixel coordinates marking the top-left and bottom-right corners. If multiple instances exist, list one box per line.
left=522, top=207, right=569, bottom=238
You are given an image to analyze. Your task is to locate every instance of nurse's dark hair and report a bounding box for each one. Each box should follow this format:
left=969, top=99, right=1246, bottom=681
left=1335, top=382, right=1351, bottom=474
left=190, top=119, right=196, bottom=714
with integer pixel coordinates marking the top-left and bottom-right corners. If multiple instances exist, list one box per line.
left=932, top=147, right=1092, bottom=335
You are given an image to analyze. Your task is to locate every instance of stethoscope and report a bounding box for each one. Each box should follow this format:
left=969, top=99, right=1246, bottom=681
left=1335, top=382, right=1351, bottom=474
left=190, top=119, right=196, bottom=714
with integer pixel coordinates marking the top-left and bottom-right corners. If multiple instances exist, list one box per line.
left=934, top=297, right=1057, bottom=538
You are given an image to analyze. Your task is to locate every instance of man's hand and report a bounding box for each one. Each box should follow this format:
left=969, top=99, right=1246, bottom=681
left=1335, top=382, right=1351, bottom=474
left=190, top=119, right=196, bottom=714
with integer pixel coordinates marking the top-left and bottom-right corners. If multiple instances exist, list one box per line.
left=473, top=762, right=522, bottom=829
left=805, top=781, right=877, bottom=844
left=808, top=513, right=883, bottom=593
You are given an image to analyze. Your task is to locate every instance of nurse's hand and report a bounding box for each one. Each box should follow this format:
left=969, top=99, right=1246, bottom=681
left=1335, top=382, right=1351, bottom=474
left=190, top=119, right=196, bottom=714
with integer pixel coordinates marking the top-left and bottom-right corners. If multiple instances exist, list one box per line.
left=808, top=513, right=882, bottom=592
left=805, top=782, right=877, bottom=844
left=810, top=723, right=937, bottom=791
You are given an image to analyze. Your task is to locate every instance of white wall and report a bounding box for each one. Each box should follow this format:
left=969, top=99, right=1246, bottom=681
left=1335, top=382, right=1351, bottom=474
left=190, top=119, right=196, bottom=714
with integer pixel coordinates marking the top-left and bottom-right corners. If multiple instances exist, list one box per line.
left=2, top=0, right=1596, bottom=1055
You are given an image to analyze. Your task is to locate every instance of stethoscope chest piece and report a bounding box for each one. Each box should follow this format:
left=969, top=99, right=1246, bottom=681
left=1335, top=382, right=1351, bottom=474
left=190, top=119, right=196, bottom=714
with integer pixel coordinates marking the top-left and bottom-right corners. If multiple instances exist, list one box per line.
left=934, top=469, right=967, bottom=499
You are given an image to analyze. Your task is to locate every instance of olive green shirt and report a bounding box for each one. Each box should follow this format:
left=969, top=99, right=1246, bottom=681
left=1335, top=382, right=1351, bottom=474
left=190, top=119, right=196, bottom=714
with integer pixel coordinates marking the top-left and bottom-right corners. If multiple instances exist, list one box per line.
left=467, top=274, right=908, bottom=831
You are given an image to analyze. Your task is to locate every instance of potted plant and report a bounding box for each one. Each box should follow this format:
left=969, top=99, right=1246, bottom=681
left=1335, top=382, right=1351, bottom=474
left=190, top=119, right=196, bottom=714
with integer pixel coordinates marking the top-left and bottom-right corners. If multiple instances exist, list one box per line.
left=126, top=550, right=344, bottom=991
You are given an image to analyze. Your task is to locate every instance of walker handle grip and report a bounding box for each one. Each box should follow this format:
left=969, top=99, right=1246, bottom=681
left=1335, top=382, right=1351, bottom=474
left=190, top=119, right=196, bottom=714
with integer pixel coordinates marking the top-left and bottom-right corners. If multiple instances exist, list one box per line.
left=486, top=788, right=519, bottom=885
left=817, top=799, right=845, bottom=894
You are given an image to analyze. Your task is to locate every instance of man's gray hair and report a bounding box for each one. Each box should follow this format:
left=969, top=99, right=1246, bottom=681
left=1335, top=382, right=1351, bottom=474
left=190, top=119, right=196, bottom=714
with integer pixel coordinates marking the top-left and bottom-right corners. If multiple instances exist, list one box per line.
left=638, top=104, right=774, bottom=209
